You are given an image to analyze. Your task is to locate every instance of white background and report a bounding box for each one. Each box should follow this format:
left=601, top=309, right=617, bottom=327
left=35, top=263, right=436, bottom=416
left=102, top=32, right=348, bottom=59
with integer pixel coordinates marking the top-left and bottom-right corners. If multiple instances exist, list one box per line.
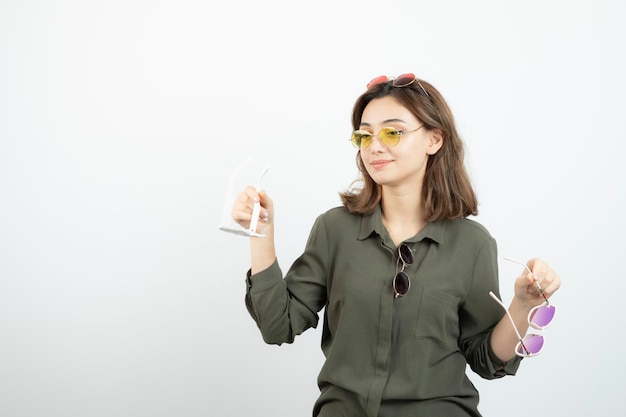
left=1, top=1, right=624, bottom=416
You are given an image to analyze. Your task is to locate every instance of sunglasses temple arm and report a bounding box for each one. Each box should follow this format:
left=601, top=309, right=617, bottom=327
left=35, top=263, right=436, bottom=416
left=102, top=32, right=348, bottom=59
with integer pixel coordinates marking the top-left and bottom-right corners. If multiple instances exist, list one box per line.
left=415, top=80, right=431, bottom=100
left=248, top=165, right=270, bottom=234
left=488, top=291, right=527, bottom=350
left=220, top=181, right=235, bottom=226
left=535, top=284, right=549, bottom=305
left=503, top=257, right=550, bottom=305
left=220, top=157, right=254, bottom=225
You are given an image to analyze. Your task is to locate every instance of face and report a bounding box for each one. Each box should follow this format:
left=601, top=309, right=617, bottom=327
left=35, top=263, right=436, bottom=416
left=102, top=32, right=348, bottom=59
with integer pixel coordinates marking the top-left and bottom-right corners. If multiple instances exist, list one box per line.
left=358, top=96, right=442, bottom=189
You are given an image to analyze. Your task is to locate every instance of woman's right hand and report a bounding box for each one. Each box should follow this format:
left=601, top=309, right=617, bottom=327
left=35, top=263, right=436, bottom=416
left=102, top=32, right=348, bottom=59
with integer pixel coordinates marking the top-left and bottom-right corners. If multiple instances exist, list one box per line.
left=231, top=186, right=274, bottom=235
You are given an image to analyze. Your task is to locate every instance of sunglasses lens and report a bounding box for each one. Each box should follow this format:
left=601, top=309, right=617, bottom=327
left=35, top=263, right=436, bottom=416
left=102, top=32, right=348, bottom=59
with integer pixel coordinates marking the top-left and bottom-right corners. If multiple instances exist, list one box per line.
left=393, top=271, right=410, bottom=296
left=392, top=73, right=416, bottom=87
left=351, top=130, right=372, bottom=149
left=517, top=334, right=544, bottom=356
left=398, top=244, right=414, bottom=265
left=529, top=305, right=556, bottom=329
left=367, top=75, right=388, bottom=89
left=379, top=127, right=401, bottom=147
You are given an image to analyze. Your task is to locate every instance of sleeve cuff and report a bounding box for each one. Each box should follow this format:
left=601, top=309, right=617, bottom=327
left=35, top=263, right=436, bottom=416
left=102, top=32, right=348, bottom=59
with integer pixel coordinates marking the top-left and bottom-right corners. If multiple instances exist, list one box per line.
left=245, top=260, right=282, bottom=294
left=488, top=342, right=523, bottom=377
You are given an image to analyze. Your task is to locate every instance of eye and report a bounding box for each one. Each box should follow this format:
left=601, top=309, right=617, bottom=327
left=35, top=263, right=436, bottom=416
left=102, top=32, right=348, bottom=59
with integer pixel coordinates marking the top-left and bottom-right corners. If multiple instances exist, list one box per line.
left=381, top=127, right=401, bottom=139
left=353, top=130, right=373, bottom=140
left=351, top=130, right=373, bottom=149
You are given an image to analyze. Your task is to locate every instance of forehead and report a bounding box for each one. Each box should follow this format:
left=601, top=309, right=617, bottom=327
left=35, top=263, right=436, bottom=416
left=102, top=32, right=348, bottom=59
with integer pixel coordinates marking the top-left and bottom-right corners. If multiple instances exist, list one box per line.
left=360, top=96, right=417, bottom=126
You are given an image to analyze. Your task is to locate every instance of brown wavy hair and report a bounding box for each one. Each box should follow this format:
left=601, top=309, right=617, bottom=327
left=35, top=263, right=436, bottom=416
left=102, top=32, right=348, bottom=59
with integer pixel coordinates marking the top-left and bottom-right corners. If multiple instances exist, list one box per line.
left=339, top=78, right=478, bottom=221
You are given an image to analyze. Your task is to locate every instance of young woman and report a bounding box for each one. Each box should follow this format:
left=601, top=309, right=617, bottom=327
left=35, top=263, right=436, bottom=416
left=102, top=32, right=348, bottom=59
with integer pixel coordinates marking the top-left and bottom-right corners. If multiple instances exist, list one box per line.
left=231, top=73, right=561, bottom=417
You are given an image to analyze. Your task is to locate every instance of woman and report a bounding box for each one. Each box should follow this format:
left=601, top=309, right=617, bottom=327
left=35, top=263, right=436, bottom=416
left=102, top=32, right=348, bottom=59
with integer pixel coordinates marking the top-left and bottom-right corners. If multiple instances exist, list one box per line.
left=231, top=73, right=561, bottom=417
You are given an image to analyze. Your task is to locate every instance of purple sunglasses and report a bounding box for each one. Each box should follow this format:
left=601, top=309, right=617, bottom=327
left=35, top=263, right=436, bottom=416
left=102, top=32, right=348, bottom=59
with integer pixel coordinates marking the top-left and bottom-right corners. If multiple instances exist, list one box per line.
left=490, top=257, right=557, bottom=357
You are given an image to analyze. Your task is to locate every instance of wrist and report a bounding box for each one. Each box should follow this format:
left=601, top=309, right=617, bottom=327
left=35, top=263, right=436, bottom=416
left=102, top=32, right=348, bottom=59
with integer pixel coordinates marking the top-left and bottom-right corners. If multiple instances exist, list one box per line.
left=509, top=295, right=534, bottom=317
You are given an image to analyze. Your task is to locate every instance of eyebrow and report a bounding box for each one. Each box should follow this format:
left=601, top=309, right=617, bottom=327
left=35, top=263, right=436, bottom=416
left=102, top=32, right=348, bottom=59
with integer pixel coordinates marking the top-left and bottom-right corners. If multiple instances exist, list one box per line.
left=360, top=118, right=408, bottom=127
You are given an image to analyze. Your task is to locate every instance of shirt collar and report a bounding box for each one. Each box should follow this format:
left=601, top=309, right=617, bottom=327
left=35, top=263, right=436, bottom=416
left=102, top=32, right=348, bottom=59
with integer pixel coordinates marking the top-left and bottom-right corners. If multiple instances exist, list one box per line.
left=358, top=204, right=447, bottom=244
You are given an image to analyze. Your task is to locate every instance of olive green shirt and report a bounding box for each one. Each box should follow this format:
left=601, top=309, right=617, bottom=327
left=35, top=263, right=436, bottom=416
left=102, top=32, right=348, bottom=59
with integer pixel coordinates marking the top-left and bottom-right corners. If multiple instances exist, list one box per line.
left=245, top=205, right=521, bottom=417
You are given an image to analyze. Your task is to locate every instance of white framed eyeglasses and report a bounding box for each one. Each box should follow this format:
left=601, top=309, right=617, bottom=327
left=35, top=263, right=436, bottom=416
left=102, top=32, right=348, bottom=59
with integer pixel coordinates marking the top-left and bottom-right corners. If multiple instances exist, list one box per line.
left=218, top=156, right=270, bottom=237
left=489, top=257, right=557, bottom=357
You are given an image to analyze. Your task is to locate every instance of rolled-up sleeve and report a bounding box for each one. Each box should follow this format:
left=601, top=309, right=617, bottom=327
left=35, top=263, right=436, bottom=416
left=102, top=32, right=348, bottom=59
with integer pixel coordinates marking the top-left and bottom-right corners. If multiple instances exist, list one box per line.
left=245, top=216, right=329, bottom=345
left=458, top=236, right=522, bottom=379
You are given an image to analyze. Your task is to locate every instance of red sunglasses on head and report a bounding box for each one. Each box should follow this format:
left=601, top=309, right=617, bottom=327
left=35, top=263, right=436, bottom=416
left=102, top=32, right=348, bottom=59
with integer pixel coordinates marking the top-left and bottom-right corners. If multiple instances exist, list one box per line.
left=366, top=73, right=431, bottom=101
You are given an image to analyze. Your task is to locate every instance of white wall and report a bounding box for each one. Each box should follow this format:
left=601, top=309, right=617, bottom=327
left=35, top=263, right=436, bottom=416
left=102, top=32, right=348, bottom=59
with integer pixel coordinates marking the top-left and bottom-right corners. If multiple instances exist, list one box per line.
left=1, top=1, right=624, bottom=416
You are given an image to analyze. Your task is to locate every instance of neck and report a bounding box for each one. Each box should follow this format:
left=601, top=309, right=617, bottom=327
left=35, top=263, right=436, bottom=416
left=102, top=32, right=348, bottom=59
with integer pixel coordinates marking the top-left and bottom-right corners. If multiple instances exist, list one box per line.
left=380, top=185, right=426, bottom=245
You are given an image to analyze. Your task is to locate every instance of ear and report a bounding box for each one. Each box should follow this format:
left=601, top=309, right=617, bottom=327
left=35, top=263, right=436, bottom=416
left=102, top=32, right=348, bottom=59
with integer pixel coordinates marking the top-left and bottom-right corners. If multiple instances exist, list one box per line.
left=426, top=129, right=444, bottom=155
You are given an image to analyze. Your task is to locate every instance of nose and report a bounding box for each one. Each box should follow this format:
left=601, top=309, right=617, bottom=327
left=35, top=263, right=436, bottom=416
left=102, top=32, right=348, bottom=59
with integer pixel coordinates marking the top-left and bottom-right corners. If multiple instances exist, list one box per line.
left=368, top=133, right=387, bottom=152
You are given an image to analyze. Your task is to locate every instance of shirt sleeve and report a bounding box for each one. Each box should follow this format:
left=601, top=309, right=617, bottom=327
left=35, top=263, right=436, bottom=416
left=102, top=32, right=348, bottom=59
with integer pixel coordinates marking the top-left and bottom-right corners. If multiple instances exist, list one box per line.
left=458, top=236, right=523, bottom=379
left=244, top=215, right=329, bottom=345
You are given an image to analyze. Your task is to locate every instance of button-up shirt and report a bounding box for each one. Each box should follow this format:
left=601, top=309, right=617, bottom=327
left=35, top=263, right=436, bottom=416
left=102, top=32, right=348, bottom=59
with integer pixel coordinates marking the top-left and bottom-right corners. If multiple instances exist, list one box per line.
left=245, top=205, right=521, bottom=417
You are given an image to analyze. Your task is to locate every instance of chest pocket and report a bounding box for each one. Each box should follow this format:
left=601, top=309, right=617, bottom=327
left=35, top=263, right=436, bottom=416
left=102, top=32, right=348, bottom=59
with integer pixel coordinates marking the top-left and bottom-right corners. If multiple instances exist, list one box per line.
left=413, top=287, right=460, bottom=346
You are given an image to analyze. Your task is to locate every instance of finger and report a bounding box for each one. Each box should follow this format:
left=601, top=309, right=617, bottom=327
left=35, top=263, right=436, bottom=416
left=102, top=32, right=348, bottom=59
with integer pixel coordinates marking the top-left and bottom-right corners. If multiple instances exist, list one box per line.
left=231, top=186, right=260, bottom=224
left=539, top=268, right=561, bottom=297
left=243, top=185, right=259, bottom=202
left=528, top=259, right=553, bottom=288
left=517, top=267, right=535, bottom=286
left=513, top=271, right=535, bottom=298
left=524, top=259, right=544, bottom=284
left=527, top=259, right=561, bottom=303
left=527, top=258, right=544, bottom=275
left=233, top=190, right=254, bottom=212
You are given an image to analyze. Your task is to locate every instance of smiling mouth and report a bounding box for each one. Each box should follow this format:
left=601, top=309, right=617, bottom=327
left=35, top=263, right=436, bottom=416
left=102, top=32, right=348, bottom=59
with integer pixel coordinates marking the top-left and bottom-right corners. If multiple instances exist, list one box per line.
left=371, top=160, right=392, bottom=168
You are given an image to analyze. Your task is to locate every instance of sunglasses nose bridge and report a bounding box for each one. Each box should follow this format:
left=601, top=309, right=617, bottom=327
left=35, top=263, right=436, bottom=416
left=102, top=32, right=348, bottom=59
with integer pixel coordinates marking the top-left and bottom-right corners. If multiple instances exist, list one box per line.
left=367, top=132, right=389, bottom=150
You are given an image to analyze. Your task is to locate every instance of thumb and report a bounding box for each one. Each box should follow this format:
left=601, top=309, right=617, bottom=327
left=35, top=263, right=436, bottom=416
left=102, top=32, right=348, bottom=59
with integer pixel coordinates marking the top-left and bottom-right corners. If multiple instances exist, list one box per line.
left=257, top=190, right=275, bottom=225
left=258, top=190, right=274, bottom=210
left=514, top=269, right=535, bottom=295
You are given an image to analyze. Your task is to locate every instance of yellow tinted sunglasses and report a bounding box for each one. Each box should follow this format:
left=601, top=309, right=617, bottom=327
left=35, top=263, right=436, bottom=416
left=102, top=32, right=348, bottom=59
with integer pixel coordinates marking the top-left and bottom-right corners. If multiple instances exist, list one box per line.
left=350, top=126, right=424, bottom=150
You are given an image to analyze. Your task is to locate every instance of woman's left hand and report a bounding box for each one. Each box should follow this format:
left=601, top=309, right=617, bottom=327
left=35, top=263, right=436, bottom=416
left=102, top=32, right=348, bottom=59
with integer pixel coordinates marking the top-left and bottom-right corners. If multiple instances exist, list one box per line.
left=513, top=258, right=561, bottom=308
